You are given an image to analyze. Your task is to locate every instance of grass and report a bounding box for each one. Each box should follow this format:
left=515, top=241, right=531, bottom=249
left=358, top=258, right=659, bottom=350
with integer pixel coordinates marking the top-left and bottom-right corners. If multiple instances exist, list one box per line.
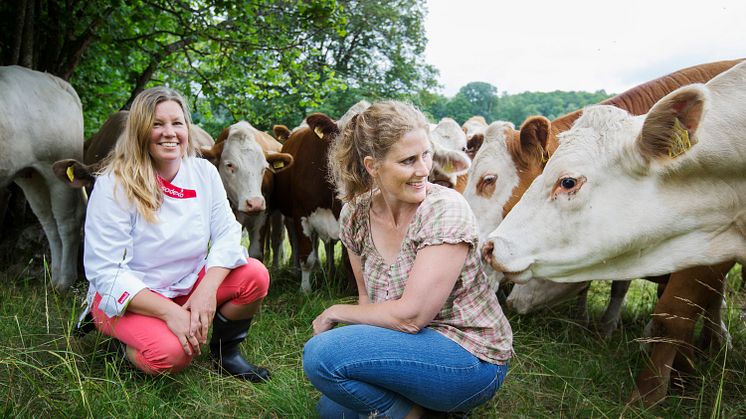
left=0, top=249, right=744, bottom=418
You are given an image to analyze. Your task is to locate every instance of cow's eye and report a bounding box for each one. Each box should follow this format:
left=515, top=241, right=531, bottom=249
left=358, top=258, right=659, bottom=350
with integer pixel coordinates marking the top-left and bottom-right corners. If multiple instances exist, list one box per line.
left=560, top=177, right=576, bottom=190
left=483, top=174, right=497, bottom=185
left=552, top=175, right=586, bottom=200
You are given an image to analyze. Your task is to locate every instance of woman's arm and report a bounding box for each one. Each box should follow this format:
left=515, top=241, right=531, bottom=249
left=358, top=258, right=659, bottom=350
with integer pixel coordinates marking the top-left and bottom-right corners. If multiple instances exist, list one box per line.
left=312, top=242, right=468, bottom=335
left=348, top=251, right=370, bottom=304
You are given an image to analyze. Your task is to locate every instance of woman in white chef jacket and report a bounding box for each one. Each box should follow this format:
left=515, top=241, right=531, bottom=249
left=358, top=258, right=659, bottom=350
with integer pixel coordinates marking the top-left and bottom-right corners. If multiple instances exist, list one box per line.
left=82, top=86, right=270, bottom=382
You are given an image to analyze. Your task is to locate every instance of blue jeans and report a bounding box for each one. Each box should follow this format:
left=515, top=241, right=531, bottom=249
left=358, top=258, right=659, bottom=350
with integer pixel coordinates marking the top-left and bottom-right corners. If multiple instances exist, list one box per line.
left=303, top=325, right=508, bottom=418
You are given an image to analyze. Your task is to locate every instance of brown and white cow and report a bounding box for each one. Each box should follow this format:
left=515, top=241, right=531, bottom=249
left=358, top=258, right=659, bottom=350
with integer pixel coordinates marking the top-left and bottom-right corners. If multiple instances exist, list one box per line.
left=200, top=121, right=293, bottom=266
left=485, top=61, right=746, bottom=405
left=462, top=115, right=490, bottom=160
left=464, top=59, right=744, bottom=333
left=1, top=66, right=85, bottom=290
left=428, top=118, right=471, bottom=193
left=271, top=100, right=374, bottom=292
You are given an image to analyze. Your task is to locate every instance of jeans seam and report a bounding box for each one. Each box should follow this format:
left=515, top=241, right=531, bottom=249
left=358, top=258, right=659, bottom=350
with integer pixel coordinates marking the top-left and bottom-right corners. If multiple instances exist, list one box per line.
left=450, top=371, right=498, bottom=412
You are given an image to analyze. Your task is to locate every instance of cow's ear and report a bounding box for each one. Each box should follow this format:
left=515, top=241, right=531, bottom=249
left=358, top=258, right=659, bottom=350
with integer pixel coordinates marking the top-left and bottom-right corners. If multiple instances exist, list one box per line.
left=266, top=152, right=294, bottom=173
left=273, top=125, right=291, bottom=142
left=637, top=85, right=706, bottom=161
left=518, top=116, right=551, bottom=168
left=432, top=144, right=470, bottom=176
left=306, top=113, right=339, bottom=140
left=52, top=159, right=94, bottom=189
left=200, top=140, right=224, bottom=166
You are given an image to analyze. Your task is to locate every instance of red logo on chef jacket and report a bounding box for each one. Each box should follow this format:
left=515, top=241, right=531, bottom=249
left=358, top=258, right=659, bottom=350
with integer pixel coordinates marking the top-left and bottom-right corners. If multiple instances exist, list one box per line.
left=157, top=175, right=196, bottom=199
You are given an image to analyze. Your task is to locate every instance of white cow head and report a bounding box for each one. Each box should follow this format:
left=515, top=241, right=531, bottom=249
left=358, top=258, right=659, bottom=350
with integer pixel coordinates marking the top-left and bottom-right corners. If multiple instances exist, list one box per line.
left=203, top=121, right=292, bottom=215
left=484, top=73, right=746, bottom=284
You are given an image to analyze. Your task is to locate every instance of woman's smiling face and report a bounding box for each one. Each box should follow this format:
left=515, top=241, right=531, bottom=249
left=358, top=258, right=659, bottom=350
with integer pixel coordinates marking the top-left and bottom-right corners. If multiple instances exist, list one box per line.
left=148, top=100, right=189, bottom=175
left=368, top=127, right=433, bottom=205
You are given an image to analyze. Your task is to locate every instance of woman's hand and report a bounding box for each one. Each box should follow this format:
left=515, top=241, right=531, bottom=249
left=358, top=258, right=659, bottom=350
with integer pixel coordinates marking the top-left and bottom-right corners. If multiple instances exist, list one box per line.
left=183, top=281, right=218, bottom=345
left=163, top=305, right=200, bottom=356
left=312, top=306, right=339, bottom=335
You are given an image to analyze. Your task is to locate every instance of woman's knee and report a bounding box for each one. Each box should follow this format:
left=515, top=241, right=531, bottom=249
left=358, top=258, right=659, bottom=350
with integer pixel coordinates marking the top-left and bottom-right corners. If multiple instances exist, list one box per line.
left=236, top=258, right=270, bottom=300
left=136, top=338, right=193, bottom=375
left=302, top=333, right=336, bottom=381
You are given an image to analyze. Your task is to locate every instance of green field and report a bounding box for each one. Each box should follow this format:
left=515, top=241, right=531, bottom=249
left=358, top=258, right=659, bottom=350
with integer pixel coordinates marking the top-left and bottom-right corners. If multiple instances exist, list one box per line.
left=1, top=252, right=744, bottom=418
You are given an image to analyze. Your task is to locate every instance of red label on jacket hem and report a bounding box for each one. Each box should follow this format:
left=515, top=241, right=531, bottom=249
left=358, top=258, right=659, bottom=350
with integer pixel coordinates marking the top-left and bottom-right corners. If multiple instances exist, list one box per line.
left=118, top=291, right=130, bottom=304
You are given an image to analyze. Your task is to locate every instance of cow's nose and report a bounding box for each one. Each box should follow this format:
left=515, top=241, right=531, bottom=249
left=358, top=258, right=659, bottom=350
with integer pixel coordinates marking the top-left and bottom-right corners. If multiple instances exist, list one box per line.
left=244, top=197, right=266, bottom=213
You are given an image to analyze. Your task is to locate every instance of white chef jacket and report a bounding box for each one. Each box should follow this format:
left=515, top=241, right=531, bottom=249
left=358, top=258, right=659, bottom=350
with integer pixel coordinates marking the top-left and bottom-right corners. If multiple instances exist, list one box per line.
left=83, top=157, right=248, bottom=318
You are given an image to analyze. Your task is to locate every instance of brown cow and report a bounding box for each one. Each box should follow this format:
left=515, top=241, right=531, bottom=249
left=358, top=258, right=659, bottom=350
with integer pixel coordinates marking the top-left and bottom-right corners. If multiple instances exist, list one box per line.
left=271, top=114, right=347, bottom=293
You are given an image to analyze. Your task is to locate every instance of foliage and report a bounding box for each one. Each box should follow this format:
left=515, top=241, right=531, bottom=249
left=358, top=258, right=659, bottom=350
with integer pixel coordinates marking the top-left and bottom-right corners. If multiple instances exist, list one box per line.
left=0, top=0, right=436, bottom=138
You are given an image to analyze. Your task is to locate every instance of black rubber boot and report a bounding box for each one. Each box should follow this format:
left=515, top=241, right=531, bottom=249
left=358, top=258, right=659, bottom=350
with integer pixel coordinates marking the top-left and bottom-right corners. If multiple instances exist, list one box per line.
left=209, top=312, right=270, bottom=382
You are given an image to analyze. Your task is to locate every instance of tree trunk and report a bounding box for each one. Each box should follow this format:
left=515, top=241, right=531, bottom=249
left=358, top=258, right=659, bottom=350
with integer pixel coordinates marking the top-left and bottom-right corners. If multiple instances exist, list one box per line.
left=9, top=0, right=27, bottom=65
left=19, top=0, right=35, bottom=67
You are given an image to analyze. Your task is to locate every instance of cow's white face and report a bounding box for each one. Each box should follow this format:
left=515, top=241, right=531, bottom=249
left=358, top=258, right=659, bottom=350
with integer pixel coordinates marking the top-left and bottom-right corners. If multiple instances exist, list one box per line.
left=463, top=122, right=519, bottom=243
left=220, top=122, right=268, bottom=214
left=486, top=104, right=701, bottom=283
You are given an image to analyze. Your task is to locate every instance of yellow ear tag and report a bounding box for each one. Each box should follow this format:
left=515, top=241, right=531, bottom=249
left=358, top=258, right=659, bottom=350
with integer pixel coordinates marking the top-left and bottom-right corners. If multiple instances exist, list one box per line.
left=272, top=161, right=285, bottom=169
left=443, top=161, right=454, bottom=173
left=314, top=126, right=324, bottom=139
left=668, top=118, right=692, bottom=158
left=66, top=165, right=75, bottom=182
left=536, top=145, right=548, bottom=164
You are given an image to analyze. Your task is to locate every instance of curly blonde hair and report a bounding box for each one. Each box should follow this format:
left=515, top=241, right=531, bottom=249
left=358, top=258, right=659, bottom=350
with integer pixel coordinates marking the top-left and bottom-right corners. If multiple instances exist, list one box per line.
left=328, top=101, right=430, bottom=203
left=100, top=86, right=197, bottom=223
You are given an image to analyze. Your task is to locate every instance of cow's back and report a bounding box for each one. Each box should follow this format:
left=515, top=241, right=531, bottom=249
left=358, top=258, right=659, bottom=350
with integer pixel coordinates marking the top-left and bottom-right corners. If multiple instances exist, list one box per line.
left=0, top=66, right=84, bottom=179
left=548, top=59, right=744, bottom=153
left=84, top=111, right=129, bottom=165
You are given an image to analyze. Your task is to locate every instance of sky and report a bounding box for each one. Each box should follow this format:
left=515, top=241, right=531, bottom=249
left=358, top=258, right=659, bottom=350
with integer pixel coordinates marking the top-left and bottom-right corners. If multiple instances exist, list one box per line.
left=424, top=0, right=746, bottom=97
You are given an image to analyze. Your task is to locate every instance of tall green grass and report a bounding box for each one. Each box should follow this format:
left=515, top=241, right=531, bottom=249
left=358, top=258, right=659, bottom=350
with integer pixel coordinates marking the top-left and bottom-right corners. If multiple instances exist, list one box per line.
left=1, top=253, right=744, bottom=418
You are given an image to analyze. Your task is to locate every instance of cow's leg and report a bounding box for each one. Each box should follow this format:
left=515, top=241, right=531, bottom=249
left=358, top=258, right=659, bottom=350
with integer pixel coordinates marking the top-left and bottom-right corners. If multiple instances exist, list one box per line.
left=15, top=169, right=83, bottom=290
left=295, top=217, right=317, bottom=293
left=285, top=217, right=300, bottom=275
left=696, top=262, right=733, bottom=352
left=571, top=283, right=590, bottom=327
left=597, top=280, right=631, bottom=337
left=269, top=211, right=286, bottom=267
left=324, top=240, right=336, bottom=279
left=236, top=212, right=266, bottom=262
left=630, top=263, right=727, bottom=407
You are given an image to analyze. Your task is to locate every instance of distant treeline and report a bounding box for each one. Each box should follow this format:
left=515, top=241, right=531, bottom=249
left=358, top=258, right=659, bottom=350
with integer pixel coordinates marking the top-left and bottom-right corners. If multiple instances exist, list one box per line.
left=413, top=82, right=613, bottom=127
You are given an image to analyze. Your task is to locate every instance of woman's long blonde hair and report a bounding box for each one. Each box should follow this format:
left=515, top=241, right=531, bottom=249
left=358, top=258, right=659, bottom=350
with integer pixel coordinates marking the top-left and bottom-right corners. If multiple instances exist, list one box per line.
left=328, top=100, right=430, bottom=203
left=100, top=86, right=197, bottom=223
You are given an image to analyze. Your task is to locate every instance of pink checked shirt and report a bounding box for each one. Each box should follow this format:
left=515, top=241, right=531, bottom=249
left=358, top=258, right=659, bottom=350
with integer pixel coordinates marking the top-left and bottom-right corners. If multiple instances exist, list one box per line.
left=339, top=183, right=513, bottom=364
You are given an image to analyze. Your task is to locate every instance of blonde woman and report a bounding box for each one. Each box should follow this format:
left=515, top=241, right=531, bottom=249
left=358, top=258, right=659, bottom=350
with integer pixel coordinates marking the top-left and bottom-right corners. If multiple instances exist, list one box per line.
left=82, top=86, right=270, bottom=381
left=303, top=101, right=512, bottom=418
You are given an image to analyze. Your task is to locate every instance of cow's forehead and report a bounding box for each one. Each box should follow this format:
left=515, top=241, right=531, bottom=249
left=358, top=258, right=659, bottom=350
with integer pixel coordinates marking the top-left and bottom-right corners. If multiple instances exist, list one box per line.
left=471, top=140, right=511, bottom=171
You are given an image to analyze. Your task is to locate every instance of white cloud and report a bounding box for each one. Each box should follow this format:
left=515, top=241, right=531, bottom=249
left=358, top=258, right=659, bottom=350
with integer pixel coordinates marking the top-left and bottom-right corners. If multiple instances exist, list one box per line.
left=425, top=0, right=746, bottom=96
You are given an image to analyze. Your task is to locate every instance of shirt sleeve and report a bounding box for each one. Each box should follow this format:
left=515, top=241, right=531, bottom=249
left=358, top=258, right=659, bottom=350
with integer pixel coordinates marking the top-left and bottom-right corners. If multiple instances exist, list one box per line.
left=204, top=161, right=249, bottom=270
left=338, top=201, right=363, bottom=256
left=83, top=174, right=147, bottom=317
left=413, top=188, right=479, bottom=251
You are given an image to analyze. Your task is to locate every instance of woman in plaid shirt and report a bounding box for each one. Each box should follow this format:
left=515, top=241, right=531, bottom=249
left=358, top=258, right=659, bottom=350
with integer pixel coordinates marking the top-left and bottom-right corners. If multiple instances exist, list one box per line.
left=303, top=101, right=513, bottom=418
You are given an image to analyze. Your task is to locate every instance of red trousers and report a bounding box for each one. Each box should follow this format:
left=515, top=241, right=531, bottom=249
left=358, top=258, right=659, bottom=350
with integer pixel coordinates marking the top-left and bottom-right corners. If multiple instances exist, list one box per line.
left=91, top=258, right=269, bottom=374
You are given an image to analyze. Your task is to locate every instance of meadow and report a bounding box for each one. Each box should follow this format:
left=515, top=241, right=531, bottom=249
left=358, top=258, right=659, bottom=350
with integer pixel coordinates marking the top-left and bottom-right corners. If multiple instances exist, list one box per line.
left=1, top=247, right=744, bottom=418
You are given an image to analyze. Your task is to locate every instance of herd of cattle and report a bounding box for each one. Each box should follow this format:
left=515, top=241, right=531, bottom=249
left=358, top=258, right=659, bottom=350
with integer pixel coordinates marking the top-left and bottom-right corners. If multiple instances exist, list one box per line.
left=1, top=57, right=744, bottom=406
